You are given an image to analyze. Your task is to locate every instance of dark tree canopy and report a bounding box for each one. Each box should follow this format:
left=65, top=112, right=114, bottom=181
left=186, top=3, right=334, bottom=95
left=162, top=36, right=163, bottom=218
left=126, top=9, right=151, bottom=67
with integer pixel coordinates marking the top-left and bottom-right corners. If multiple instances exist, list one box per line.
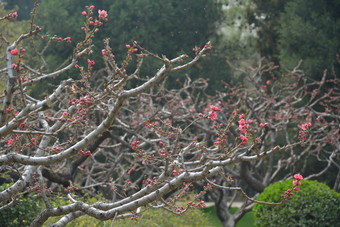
left=35, top=0, right=222, bottom=65
left=278, top=0, right=340, bottom=79
left=246, top=0, right=289, bottom=62
left=2, top=0, right=38, bottom=20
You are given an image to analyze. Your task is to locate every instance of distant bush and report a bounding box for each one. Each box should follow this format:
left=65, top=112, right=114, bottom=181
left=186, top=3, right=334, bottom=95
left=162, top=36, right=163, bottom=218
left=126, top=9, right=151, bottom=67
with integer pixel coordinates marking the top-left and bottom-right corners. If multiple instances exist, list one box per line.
left=253, top=179, right=340, bottom=227
left=0, top=183, right=42, bottom=227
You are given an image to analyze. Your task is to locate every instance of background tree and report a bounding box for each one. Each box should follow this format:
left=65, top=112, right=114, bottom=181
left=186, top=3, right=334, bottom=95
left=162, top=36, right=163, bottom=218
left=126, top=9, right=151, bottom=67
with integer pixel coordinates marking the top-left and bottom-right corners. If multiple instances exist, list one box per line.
left=246, top=0, right=289, bottom=63
left=32, top=0, right=228, bottom=93
left=2, top=0, right=36, bottom=20
left=278, top=0, right=340, bottom=80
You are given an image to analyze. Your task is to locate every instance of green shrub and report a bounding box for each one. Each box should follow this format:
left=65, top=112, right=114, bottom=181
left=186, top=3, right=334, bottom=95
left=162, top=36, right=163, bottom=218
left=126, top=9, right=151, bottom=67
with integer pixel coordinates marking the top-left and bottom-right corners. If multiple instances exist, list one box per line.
left=253, top=179, right=340, bottom=227
left=0, top=183, right=42, bottom=227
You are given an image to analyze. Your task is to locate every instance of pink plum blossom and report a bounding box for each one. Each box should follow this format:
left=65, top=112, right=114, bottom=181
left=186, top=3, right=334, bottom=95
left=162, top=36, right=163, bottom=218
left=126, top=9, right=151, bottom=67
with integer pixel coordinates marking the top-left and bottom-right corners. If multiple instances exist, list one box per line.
left=208, top=111, right=217, bottom=121
left=8, top=139, right=13, bottom=146
left=11, top=48, right=18, bottom=55
left=98, top=10, right=108, bottom=19
left=240, top=134, right=248, bottom=144
left=210, top=105, right=221, bottom=112
left=294, top=174, right=303, bottom=180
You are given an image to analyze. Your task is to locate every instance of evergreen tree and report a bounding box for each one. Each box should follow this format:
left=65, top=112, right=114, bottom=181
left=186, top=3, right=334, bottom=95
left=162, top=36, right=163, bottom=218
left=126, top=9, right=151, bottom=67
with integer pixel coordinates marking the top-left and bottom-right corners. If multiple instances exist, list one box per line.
left=278, top=0, right=340, bottom=79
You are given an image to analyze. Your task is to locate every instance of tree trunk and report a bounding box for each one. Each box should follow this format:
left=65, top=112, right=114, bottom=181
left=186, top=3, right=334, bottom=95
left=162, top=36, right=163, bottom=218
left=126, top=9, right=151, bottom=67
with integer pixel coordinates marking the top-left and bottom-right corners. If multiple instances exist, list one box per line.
left=209, top=187, right=236, bottom=227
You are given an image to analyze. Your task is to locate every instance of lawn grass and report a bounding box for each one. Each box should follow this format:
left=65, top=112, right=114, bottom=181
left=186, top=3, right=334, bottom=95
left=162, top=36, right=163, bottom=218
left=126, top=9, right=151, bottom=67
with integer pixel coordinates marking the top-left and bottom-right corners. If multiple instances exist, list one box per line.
left=202, top=206, right=255, bottom=227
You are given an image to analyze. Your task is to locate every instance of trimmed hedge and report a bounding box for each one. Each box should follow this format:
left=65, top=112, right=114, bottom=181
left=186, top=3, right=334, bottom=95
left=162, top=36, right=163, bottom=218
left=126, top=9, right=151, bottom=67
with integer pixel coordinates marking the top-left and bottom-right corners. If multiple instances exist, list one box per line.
left=254, top=179, right=340, bottom=227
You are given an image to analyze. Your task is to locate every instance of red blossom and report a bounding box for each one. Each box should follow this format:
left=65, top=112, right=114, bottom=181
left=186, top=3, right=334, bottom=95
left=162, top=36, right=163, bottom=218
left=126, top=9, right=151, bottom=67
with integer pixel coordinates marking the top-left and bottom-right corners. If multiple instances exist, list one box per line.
left=240, top=134, right=248, bottom=144
left=208, top=111, right=217, bottom=121
left=294, top=174, right=303, bottom=180
left=210, top=105, right=221, bottom=112
left=8, top=139, right=13, bottom=146
left=11, top=48, right=18, bottom=55
left=98, top=10, right=108, bottom=19
left=12, top=12, right=18, bottom=18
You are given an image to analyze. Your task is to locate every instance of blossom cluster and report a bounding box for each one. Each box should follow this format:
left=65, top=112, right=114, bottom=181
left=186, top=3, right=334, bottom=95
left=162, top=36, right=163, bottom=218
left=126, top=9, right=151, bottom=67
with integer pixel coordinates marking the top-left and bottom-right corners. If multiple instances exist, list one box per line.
left=208, top=105, right=221, bottom=121
left=281, top=174, right=303, bottom=201
left=299, top=122, right=312, bottom=141
left=238, top=114, right=251, bottom=144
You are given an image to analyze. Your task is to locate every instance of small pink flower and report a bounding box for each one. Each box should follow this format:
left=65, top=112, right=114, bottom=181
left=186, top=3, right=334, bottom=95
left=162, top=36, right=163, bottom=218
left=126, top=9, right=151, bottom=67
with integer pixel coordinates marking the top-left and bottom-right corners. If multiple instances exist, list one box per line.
left=301, top=123, right=311, bottom=131
left=126, top=44, right=131, bottom=49
left=240, top=134, right=248, bottom=144
left=75, top=64, right=79, bottom=69
left=238, top=119, right=246, bottom=125
left=12, top=12, right=18, bottom=18
left=11, top=48, right=18, bottom=55
left=208, top=111, right=217, bottom=121
left=294, top=174, right=303, bottom=180
left=101, top=49, right=106, bottom=55
left=82, top=11, right=87, bottom=16
left=98, top=10, right=108, bottom=19
left=239, top=114, right=244, bottom=119
left=266, top=80, right=270, bottom=85
left=8, top=139, right=14, bottom=146
left=19, top=122, right=25, bottom=129
left=210, top=105, right=221, bottom=112
left=293, top=180, right=301, bottom=187
left=132, top=48, right=138, bottom=52
left=260, top=123, right=264, bottom=128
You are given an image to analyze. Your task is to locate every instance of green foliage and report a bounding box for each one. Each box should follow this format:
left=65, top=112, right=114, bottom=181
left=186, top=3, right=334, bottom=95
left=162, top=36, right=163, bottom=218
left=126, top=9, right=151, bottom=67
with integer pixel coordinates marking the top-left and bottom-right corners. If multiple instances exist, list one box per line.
left=35, top=0, right=222, bottom=68
left=0, top=6, right=29, bottom=58
left=278, top=0, right=340, bottom=80
left=2, top=0, right=37, bottom=20
left=254, top=179, right=340, bottom=227
left=0, top=184, right=42, bottom=227
left=246, top=0, right=290, bottom=62
left=32, top=0, right=231, bottom=95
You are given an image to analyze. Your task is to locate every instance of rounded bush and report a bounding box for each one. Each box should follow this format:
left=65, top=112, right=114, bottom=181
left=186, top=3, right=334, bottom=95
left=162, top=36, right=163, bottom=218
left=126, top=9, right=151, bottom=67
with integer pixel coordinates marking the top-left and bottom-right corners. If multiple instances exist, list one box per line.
left=253, top=179, right=340, bottom=227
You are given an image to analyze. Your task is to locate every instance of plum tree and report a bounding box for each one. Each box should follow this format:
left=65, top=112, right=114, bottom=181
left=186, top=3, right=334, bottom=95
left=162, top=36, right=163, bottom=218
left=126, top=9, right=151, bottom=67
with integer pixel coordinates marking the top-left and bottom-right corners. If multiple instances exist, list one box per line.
left=0, top=3, right=339, bottom=227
